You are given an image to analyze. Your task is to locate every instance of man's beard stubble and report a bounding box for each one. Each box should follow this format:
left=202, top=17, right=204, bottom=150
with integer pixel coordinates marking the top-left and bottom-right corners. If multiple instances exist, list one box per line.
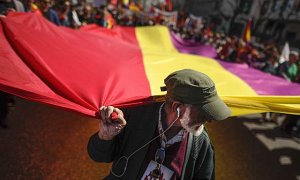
left=180, top=110, right=204, bottom=136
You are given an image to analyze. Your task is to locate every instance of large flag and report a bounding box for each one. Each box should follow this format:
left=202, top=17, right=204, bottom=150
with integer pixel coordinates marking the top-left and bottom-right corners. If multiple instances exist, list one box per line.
left=0, top=13, right=300, bottom=117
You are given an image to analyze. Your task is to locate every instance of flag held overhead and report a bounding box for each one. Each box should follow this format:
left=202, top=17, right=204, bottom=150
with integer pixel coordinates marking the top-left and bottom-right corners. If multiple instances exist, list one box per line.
left=0, top=13, right=299, bottom=118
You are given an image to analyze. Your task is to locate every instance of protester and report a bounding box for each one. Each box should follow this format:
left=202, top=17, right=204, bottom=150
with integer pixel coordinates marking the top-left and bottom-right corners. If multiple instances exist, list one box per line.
left=87, top=69, right=231, bottom=179
left=0, top=91, right=15, bottom=129
left=262, top=54, right=279, bottom=75
left=39, top=0, right=61, bottom=25
left=23, top=0, right=40, bottom=13
left=0, top=0, right=24, bottom=15
left=56, top=0, right=71, bottom=27
left=278, top=51, right=299, bottom=82
left=294, top=62, right=300, bottom=83
left=78, top=4, right=95, bottom=25
left=67, top=3, right=81, bottom=28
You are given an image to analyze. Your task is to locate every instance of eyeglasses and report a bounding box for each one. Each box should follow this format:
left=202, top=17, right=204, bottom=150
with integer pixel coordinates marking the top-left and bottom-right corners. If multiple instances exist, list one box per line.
left=149, top=147, right=165, bottom=178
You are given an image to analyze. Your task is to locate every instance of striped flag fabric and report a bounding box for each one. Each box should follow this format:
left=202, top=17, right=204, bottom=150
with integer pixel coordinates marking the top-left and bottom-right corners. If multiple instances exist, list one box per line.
left=0, top=13, right=299, bottom=117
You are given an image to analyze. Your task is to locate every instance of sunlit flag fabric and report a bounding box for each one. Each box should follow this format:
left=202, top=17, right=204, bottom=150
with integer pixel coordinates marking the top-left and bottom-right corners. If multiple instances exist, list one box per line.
left=0, top=13, right=300, bottom=117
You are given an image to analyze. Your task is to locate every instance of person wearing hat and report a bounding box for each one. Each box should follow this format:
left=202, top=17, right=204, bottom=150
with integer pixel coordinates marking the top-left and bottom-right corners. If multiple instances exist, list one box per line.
left=87, top=69, right=231, bottom=180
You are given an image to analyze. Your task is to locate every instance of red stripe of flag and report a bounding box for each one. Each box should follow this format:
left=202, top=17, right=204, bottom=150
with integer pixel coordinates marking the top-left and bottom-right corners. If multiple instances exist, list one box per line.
left=0, top=13, right=152, bottom=116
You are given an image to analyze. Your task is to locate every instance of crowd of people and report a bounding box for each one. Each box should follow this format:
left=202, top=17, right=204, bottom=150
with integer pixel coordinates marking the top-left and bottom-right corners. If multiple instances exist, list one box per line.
left=204, top=33, right=300, bottom=84
left=9, top=0, right=298, bottom=83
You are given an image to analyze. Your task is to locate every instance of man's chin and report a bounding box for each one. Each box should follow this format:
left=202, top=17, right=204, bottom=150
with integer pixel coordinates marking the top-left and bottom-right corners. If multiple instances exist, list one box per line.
left=190, top=125, right=204, bottom=136
left=191, top=130, right=202, bottom=136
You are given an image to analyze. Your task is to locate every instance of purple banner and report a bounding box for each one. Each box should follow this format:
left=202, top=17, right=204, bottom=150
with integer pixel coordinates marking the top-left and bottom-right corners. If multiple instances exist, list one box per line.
left=170, top=32, right=300, bottom=96
left=170, top=32, right=217, bottom=58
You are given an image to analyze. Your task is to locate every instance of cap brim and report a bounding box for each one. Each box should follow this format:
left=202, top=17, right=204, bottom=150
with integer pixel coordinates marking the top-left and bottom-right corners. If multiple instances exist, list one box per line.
left=197, top=97, right=231, bottom=121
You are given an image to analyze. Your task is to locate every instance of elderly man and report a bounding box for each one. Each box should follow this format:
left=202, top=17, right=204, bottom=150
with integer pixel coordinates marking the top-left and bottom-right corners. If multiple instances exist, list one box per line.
left=87, top=69, right=231, bottom=180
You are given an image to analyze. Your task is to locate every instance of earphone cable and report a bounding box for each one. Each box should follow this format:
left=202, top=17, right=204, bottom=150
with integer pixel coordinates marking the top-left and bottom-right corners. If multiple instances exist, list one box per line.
left=111, top=102, right=179, bottom=177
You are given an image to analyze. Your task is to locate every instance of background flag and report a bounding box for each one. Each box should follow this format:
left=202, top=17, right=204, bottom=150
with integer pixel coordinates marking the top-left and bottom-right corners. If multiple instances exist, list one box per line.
left=242, top=19, right=251, bottom=42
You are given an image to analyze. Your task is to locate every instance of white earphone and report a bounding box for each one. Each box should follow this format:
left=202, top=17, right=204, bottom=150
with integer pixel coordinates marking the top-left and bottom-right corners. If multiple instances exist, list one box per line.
left=176, top=107, right=180, bottom=117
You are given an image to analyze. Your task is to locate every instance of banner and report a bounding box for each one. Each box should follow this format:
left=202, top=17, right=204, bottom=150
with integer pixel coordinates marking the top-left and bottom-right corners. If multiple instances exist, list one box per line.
left=1, top=13, right=300, bottom=117
left=154, top=8, right=177, bottom=28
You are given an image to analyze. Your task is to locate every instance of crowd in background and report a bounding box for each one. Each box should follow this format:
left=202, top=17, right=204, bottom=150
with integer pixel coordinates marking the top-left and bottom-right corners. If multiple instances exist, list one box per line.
left=1, top=0, right=300, bottom=138
left=203, top=33, right=300, bottom=84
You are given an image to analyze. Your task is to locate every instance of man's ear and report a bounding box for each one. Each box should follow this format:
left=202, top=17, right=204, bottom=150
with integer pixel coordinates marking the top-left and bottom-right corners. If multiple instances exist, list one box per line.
left=171, top=101, right=182, bottom=113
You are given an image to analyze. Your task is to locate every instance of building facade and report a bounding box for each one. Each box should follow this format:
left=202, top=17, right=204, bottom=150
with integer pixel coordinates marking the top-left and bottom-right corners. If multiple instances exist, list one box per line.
left=229, top=0, right=300, bottom=47
left=254, top=0, right=300, bottom=47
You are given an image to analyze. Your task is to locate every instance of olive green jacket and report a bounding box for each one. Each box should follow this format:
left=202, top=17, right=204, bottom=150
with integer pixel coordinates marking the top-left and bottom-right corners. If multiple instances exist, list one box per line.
left=87, top=102, right=215, bottom=180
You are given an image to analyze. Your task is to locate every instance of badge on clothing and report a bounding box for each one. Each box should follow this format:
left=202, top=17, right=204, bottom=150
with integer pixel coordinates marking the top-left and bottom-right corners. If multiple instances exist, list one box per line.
left=141, top=160, right=174, bottom=180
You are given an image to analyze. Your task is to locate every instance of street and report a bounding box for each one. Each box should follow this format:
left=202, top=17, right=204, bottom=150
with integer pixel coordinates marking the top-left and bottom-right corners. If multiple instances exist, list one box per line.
left=0, top=98, right=299, bottom=180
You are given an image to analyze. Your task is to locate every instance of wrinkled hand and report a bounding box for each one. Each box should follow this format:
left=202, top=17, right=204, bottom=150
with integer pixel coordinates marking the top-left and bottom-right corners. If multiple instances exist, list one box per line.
left=98, top=106, right=127, bottom=140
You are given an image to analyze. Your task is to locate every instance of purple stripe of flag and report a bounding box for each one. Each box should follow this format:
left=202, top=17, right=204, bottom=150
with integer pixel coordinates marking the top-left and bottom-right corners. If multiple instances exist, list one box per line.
left=170, top=32, right=300, bottom=96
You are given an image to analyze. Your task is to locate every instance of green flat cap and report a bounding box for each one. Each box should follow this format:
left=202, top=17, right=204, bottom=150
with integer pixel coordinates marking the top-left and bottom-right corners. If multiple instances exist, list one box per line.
left=161, top=69, right=231, bottom=120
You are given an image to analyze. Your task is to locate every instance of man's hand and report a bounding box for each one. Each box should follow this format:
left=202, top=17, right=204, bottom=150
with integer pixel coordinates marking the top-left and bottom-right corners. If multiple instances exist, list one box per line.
left=98, top=106, right=127, bottom=140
